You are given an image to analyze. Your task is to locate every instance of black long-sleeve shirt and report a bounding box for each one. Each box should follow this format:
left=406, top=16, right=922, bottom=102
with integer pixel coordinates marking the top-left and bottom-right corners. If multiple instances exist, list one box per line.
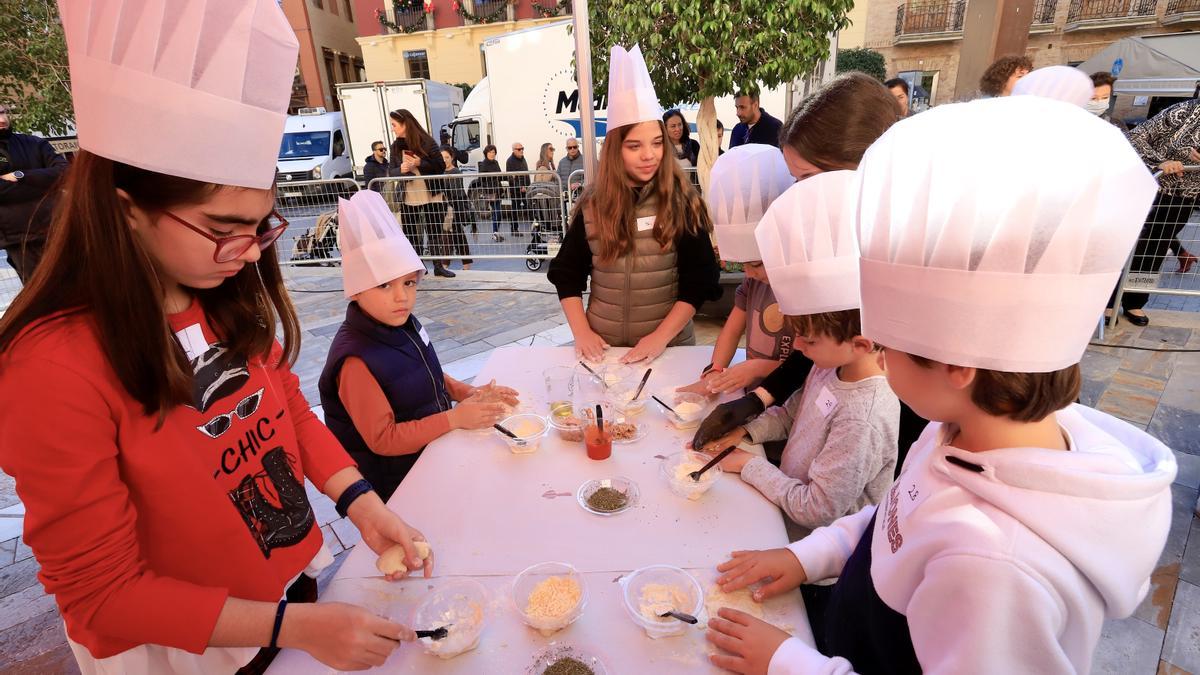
left=388, top=137, right=444, bottom=177
left=547, top=207, right=721, bottom=310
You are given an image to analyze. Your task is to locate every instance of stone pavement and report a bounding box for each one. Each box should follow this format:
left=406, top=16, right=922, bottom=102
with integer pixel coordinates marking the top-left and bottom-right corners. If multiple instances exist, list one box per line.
left=0, top=268, right=1197, bottom=673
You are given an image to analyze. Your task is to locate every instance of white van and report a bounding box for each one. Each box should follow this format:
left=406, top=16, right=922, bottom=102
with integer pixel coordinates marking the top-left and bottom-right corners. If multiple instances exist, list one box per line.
left=276, top=108, right=353, bottom=193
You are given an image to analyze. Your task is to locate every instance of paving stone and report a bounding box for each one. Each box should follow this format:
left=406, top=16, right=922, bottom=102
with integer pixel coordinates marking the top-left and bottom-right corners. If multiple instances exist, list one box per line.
left=5, top=641, right=79, bottom=675
left=0, top=472, right=17, bottom=511
left=1097, top=386, right=1161, bottom=428
left=1175, top=450, right=1200, bottom=490
left=0, top=583, right=55, bottom=633
left=0, top=557, right=41, bottom=598
left=1156, top=659, right=1190, bottom=675
left=1110, top=369, right=1170, bottom=394
left=1161, top=580, right=1200, bottom=672
left=1181, top=516, right=1200, bottom=588
left=1092, top=616, right=1165, bottom=675
left=13, top=538, right=30, bottom=563
left=329, top=517, right=362, bottom=550
left=1149, top=405, right=1200, bottom=457
left=1158, top=359, right=1200, bottom=413
left=1080, top=378, right=1108, bottom=408
left=0, top=538, right=15, bottom=567
left=0, top=607, right=69, bottom=670
left=1080, top=350, right=1124, bottom=384
left=1135, top=326, right=1193, bottom=349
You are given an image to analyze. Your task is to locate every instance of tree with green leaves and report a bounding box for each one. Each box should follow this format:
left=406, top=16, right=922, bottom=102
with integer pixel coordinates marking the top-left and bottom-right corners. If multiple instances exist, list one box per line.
left=587, top=0, right=852, bottom=191
left=0, top=0, right=72, bottom=136
left=836, top=47, right=887, bottom=82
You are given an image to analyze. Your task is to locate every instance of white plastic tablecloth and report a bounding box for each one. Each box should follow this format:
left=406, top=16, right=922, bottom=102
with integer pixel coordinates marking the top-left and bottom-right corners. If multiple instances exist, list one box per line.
left=267, top=346, right=813, bottom=673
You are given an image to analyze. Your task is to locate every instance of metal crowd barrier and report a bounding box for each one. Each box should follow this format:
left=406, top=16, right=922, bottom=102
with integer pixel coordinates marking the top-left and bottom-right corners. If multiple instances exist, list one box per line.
left=1108, top=166, right=1200, bottom=326
left=273, top=178, right=361, bottom=267
left=367, top=171, right=567, bottom=268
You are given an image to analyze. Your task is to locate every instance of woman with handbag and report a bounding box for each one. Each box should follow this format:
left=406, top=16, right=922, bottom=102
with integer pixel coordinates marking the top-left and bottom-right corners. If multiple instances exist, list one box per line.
left=387, top=109, right=455, bottom=278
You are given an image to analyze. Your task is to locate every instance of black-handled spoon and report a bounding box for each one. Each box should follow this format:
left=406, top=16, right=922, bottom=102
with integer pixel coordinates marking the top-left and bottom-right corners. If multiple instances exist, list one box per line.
left=632, top=368, right=652, bottom=400
left=658, top=610, right=699, bottom=624
left=415, top=625, right=451, bottom=640
left=690, top=446, right=736, bottom=482
left=494, top=423, right=526, bottom=446
left=578, top=361, right=608, bottom=389
left=651, top=395, right=680, bottom=419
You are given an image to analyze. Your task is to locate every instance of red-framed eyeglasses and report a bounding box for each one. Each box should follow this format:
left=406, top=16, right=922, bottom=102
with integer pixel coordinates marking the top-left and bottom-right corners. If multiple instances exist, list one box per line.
left=162, top=210, right=289, bottom=264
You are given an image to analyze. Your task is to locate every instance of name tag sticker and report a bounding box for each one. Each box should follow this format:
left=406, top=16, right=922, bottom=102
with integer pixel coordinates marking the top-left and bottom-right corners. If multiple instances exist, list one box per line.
left=636, top=216, right=656, bottom=232
left=814, top=386, right=838, bottom=418
left=418, top=326, right=431, bottom=345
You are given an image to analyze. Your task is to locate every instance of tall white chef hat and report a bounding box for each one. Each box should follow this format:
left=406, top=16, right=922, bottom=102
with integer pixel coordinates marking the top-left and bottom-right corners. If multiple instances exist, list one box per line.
left=58, top=0, right=298, bottom=189
left=855, top=96, right=1157, bottom=372
left=339, top=190, right=425, bottom=299
left=1012, top=65, right=1093, bottom=107
left=708, top=144, right=795, bottom=262
left=755, top=170, right=860, bottom=316
left=606, top=45, right=664, bottom=131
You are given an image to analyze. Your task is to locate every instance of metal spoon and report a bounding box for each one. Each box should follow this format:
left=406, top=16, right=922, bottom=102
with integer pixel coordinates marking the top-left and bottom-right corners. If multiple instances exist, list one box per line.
left=658, top=610, right=699, bottom=624
left=651, top=395, right=680, bottom=419
left=690, top=446, right=736, bottom=482
left=578, top=361, right=608, bottom=389
left=632, top=368, right=652, bottom=400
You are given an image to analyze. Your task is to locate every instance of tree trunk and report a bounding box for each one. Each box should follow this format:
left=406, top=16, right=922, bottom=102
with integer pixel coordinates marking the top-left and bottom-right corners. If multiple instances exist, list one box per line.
left=695, top=96, right=718, bottom=196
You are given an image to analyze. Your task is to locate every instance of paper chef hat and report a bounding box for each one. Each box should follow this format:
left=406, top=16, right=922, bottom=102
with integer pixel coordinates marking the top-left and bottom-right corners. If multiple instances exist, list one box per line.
left=755, top=171, right=861, bottom=316
left=708, top=144, right=795, bottom=262
left=1012, top=65, right=1093, bottom=107
left=606, top=45, right=664, bottom=131
left=339, top=191, right=425, bottom=298
left=58, top=0, right=298, bottom=189
left=855, top=96, right=1158, bottom=372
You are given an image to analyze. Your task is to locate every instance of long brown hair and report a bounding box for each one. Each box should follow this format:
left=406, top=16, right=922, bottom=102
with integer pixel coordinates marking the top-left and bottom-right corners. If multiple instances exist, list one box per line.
left=389, top=109, right=435, bottom=158
left=575, top=121, right=710, bottom=262
left=0, top=151, right=301, bottom=417
left=780, top=73, right=901, bottom=171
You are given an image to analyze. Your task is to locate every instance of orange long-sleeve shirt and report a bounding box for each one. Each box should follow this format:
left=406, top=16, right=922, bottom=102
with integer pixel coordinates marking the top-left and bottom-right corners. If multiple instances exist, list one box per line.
left=336, top=356, right=472, bottom=456
left=0, top=301, right=354, bottom=658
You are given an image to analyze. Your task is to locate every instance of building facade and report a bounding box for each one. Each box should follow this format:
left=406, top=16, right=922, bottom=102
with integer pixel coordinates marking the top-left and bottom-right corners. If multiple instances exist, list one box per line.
left=863, top=0, right=1200, bottom=107
left=352, top=0, right=569, bottom=84
left=283, top=0, right=367, bottom=112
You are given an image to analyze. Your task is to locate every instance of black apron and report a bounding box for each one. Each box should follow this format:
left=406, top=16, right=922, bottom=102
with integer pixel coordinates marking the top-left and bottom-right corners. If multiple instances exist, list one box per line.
left=821, top=513, right=922, bottom=674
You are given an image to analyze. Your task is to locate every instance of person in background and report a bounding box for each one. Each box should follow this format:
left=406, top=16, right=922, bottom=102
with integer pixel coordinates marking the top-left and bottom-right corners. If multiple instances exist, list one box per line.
left=557, top=138, right=585, bottom=195
left=1087, top=72, right=1129, bottom=132
left=716, top=119, right=726, bottom=156
left=534, top=142, right=556, bottom=180
left=0, top=104, right=68, bottom=282
left=663, top=108, right=700, bottom=169
left=0, top=3, right=431, bottom=671
left=979, top=55, right=1033, bottom=97
left=884, top=77, right=910, bottom=117
left=387, top=108, right=455, bottom=278
left=478, top=144, right=504, bottom=242
left=504, top=142, right=530, bottom=237
left=1114, top=98, right=1200, bottom=323
left=363, top=140, right=388, bottom=191
left=439, top=146, right=473, bottom=270
left=730, top=91, right=784, bottom=148
left=548, top=45, right=720, bottom=363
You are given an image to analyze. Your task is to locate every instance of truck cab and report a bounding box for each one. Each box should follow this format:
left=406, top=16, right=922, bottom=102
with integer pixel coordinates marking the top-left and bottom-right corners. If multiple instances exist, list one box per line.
left=276, top=108, right=353, bottom=185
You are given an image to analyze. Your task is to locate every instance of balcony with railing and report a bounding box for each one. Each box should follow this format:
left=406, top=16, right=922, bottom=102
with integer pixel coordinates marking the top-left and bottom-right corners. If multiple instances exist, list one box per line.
left=1065, top=0, right=1158, bottom=29
left=463, top=0, right=515, bottom=24
left=380, top=1, right=434, bottom=33
left=1029, top=0, right=1060, bottom=31
left=894, top=0, right=967, bottom=43
left=1164, top=0, right=1200, bottom=23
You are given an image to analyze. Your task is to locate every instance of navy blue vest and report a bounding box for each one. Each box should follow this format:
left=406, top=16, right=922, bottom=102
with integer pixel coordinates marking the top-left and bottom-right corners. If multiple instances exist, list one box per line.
left=318, top=303, right=451, bottom=500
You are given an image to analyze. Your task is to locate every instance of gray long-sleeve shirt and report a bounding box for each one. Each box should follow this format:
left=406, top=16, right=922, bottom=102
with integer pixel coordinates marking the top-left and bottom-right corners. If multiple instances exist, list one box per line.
left=741, top=366, right=899, bottom=538
left=556, top=154, right=584, bottom=189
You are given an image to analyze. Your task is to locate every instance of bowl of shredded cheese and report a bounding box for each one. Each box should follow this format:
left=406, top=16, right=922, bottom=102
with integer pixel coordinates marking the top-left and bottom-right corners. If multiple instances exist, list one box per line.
left=620, top=565, right=704, bottom=639
left=512, top=561, right=588, bottom=636
left=660, top=450, right=722, bottom=500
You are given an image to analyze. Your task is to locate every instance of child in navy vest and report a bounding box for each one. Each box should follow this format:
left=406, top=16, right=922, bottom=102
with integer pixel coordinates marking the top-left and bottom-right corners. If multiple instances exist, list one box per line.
left=318, top=191, right=518, bottom=500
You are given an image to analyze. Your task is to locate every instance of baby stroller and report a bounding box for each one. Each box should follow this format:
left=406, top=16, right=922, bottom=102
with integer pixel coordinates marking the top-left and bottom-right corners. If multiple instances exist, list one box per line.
left=525, top=218, right=563, bottom=271
left=291, top=209, right=339, bottom=266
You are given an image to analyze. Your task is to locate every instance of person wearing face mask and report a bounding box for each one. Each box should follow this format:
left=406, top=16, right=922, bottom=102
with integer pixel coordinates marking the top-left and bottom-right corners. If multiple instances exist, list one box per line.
left=0, top=104, right=68, bottom=282
left=547, top=45, right=721, bottom=364
left=1087, top=72, right=1127, bottom=131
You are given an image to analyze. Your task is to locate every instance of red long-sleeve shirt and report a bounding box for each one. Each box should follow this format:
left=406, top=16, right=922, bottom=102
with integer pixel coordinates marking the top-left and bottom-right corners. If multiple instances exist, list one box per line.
left=0, top=301, right=354, bottom=658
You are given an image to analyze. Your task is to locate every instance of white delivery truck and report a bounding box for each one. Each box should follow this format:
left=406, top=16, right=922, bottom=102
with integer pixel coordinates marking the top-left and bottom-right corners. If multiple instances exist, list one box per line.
left=336, top=79, right=465, bottom=180
left=276, top=108, right=354, bottom=189
left=448, top=20, right=812, bottom=169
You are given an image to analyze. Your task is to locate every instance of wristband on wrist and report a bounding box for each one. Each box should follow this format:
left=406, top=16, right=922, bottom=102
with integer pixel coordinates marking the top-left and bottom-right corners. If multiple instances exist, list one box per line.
left=335, top=478, right=375, bottom=518
left=269, top=599, right=287, bottom=650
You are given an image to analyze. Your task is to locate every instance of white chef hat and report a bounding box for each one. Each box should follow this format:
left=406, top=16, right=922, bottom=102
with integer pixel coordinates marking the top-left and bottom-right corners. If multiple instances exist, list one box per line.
left=58, top=0, right=298, bottom=189
left=339, top=190, right=425, bottom=299
left=708, top=144, right=795, bottom=262
left=606, top=45, right=664, bottom=131
left=755, top=171, right=860, bottom=316
left=856, top=96, right=1157, bottom=372
left=1012, top=65, right=1093, bottom=107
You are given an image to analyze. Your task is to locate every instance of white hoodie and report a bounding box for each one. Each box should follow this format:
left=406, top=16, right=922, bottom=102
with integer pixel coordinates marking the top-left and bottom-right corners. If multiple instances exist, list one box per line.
left=770, top=404, right=1177, bottom=674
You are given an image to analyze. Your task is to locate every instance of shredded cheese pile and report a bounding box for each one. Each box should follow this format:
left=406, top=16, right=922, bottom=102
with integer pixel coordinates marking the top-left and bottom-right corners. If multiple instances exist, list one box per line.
left=524, top=575, right=582, bottom=621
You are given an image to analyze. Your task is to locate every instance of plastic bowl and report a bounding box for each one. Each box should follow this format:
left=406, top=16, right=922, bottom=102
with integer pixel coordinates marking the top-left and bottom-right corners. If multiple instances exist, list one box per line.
left=497, top=413, right=548, bottom=454
left=620, top=565, right=704, bottom=639
left=576, top=477, right=639, bottom=516
left=512, top=561, right=587, bottom=636
left=529, top=643, right=610, bottom=675
left=590, top=364, right=634, bottom=389
left=548, top=413, right=585, bottom=443
left=655, top=391, right=708, bottom=430
left=609, top=382, right=648, bottom=417
left=660, top=450, right=722, bottom=500
left=411, top=579, right=489, bottom=659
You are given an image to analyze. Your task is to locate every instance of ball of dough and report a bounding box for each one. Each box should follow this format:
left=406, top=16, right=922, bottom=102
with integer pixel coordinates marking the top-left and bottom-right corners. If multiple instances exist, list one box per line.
left=376, top=540, right=432, bottom=575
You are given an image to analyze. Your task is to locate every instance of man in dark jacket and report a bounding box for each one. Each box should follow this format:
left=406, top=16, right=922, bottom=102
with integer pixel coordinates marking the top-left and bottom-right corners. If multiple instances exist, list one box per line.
left=0, top=105, right=68, bottom=282
left=504, top=143, right=529, bottom=235
left=363, top=140, right=388, bottom=190
left=730, top=92, right=783, bottom=148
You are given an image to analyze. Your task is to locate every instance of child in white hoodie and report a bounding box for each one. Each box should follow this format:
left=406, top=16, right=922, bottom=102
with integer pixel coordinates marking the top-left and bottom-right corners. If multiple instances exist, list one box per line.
left=704, top=95, right=1178, bottom=674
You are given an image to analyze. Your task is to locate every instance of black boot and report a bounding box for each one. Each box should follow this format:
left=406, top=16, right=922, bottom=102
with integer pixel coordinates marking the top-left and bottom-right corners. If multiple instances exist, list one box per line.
left=433, top=262, right=456, bottom=278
